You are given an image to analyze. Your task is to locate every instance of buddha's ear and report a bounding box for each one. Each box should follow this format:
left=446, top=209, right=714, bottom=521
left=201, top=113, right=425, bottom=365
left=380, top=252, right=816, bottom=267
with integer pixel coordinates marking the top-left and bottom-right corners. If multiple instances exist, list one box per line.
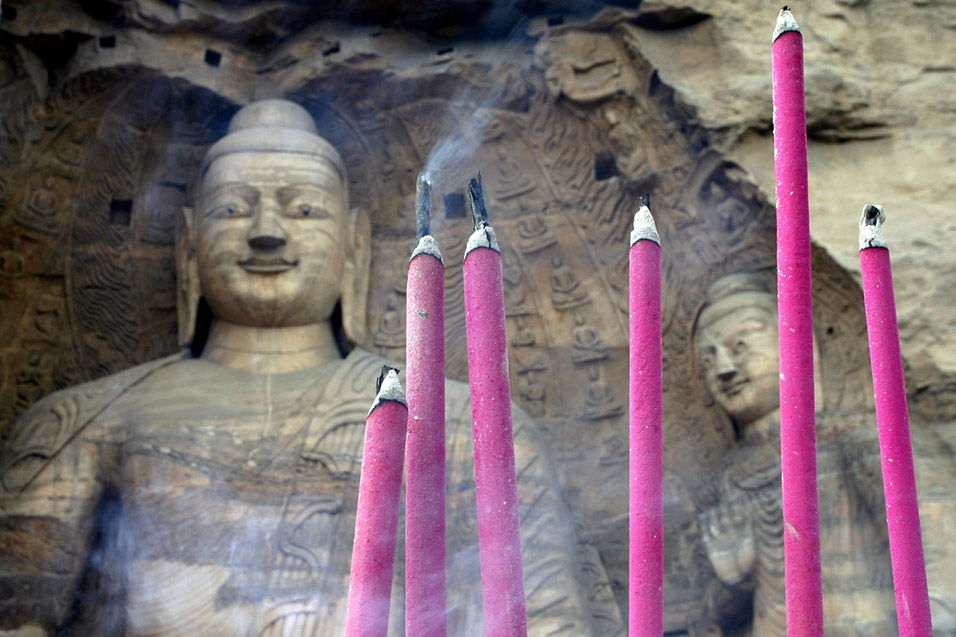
left=176, top=206, right=201, bottom=350
left=341, top=206, right=371, bottom=347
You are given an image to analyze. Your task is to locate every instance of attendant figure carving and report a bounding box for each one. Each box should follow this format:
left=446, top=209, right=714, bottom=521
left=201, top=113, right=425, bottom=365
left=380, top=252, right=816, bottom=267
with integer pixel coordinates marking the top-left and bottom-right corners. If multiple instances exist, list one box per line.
left=692, top=272, right=956, bottom=636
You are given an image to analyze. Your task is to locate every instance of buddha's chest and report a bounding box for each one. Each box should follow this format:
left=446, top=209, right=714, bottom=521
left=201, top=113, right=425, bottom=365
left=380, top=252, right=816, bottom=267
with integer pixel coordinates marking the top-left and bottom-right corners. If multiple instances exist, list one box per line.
left=113, top=415, right=368, bottom=635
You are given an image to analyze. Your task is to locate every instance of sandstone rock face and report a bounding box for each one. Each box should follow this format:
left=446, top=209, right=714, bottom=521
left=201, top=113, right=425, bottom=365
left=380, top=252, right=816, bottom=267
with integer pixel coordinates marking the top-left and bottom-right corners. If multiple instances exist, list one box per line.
left=1, top=1, right=954, bottom=635
left=629, top=0, right=956, bottom=381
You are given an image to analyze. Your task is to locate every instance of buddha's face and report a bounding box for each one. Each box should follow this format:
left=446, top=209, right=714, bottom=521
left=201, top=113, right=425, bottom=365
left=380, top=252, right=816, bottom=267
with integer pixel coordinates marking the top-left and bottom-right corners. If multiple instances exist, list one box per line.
left=195, top=150, right=347, bottom=327
left=697, top=303, right=779, bottom=425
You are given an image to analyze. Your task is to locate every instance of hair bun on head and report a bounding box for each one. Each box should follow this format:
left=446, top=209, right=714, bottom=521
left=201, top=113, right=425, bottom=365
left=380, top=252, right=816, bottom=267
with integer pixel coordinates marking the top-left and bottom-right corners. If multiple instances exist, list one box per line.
left=201, top=98, right=346, bottom=188
left=226, top=99, right=319, bottom=135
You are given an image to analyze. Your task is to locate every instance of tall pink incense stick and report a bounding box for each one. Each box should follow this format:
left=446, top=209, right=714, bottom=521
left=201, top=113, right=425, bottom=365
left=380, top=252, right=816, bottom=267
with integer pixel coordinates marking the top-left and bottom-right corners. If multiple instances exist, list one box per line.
left=345, top=368, right=408, bottom=637
left=772, top=7, right=824, bottom=635
left=405, top=176, right=448, bottom=636
left=628, top=197, right=663, bottom=637
left=462, top=173, right=527, bottom=636
left=859, top=205, right=934, bottom=637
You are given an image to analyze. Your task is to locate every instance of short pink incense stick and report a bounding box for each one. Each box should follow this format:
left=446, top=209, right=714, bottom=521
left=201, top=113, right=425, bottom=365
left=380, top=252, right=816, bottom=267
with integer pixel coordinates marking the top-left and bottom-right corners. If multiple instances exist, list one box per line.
left=462, top=173, right=528, bottom=636
left=859, top=205, right=934, bottom=637
left=628, top=196, right=663, bottom=637
left=405, top=175, right=448, bottom=637
left=345, top=368, right=408, bottom=637
left=772, top=7, right=824, bottom=635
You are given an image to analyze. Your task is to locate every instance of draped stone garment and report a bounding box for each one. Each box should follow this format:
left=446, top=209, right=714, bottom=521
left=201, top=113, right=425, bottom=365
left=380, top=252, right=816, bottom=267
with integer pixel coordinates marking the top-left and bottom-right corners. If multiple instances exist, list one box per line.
left=0, top=349, right=603, bottom=635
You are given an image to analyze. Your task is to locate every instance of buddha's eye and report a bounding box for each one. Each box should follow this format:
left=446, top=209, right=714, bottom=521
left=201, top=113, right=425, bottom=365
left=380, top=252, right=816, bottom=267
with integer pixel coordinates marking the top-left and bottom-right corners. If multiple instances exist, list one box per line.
left=732, top=339, right=748, bottom=354
left=287, top=201, right=326, bottom=219
left=207, top=201, right=248, bottom=218
left=700, top=353, right=714, bottom=370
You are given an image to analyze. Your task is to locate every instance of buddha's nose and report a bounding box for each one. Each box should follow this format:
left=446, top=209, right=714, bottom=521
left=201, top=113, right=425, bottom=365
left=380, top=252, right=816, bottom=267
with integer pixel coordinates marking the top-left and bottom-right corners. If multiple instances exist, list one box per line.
left=714, top=348, right=737, bottom=381
left=248, top=202, right=287, bottom=250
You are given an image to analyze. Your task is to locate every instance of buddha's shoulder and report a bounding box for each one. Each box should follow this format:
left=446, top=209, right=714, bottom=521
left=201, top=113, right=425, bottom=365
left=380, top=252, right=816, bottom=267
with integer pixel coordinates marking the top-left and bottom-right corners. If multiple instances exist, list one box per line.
left=1, top=353, right=186, bottom=491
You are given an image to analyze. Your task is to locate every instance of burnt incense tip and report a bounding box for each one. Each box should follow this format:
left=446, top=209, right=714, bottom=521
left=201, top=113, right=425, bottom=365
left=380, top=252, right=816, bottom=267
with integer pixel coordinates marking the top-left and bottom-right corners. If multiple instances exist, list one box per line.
left=416, top=174, right=432, bottom=240
left=773, top=6, right=800, bottom=42
left=630, top=200, right=660, bottom=247
left=468, top=171, right=489, bottom=231
left=371, top=366, right=406, bottom=414
left=859, top=203, right=887, bottom=250
left=376, top=365, right=397, bottom=393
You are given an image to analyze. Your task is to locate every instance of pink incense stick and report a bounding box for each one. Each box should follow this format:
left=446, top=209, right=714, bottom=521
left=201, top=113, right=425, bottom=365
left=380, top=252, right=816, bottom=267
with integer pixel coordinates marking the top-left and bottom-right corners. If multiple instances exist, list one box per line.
left=345, top=368, right=408, bottom=637
left=859, top=205, right=934, bottom=637
left=628, top=198, right=663, bottom=637
left=462, top=173, right=527, bottom=636
left=772, top=7, right=824, bottom=635
left=405, top=176, right=448, bottom=637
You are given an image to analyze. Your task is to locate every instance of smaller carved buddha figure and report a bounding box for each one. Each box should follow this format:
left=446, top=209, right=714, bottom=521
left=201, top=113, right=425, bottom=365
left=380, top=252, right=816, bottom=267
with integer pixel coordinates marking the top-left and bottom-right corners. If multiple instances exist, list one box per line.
left=550, top=253, right=589, bottom=311
left=517, top=203, right=556, bottom=255
left=494, top=146, right=534, bottom=201
left=705, top=182, right=750, bottom=244
left=582, top=365, right=622, bottom=421
left=510, top=315, right=536, bottom=348
left=502, top=252, right=530, bottom=314
left=372, top=294, right=405, bottom=354
left=26, top=176, right=58, bottom=220
left=571, top=313, right=608, bottom=364
left=0, top=236, right=25, bottom=279
left=517, top=355, right=548, bottom=417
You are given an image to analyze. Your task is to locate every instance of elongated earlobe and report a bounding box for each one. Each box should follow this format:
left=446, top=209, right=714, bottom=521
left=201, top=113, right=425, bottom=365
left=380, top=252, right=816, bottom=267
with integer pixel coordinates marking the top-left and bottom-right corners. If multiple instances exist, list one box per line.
left=341, top=206, right=371, bottom=347
left=176, top=206, right=200, bottom=349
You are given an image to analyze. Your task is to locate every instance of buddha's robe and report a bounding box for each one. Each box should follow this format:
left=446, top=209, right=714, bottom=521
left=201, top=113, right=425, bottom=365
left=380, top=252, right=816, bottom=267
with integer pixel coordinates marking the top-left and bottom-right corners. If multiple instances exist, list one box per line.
left=0, top=349, right=598, bottom=635
left=698, top=411, right=901, bottom=636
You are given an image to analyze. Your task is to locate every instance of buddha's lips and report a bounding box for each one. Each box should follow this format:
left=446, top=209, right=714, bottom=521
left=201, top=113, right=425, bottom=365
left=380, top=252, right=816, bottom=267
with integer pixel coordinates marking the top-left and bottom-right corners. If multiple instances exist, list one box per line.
left=238, top=257, right=298, bottom=273
left=723, top=379, right=749, bottom=397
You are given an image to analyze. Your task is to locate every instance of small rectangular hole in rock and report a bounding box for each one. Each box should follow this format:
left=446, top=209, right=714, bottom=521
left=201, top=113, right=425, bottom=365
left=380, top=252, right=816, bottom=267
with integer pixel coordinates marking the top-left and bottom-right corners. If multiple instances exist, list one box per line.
left=204, top=49, right=221, bottom=67
left=2, top=6, right=17, bottom=20
left=110, top=199, right=133, bottom=227
left=444, top=192, right=466, bottom=219
left=322, top=43, right=340, bottom=56
left=437, top=47, right=454, bottom=56
left=547, top=15, right=564, bottom=26
left=99, top=35, right=116, bottom=48
left=594, top=152, right=619, bottom=181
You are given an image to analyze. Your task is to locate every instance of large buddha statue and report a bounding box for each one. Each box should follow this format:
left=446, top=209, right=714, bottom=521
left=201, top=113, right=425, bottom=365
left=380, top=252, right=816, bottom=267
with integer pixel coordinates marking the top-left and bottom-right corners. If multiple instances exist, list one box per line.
left=0, top=100, right=608, bottom=636
left=693, top=272, right=956, bottom=636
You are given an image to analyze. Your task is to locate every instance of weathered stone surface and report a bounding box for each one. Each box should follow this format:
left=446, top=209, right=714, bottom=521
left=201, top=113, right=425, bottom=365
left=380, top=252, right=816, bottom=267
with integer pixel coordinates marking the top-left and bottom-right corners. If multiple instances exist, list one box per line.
left=0, top=1, right=954, bottom=634
left=627, top=0, right=956, bottom=381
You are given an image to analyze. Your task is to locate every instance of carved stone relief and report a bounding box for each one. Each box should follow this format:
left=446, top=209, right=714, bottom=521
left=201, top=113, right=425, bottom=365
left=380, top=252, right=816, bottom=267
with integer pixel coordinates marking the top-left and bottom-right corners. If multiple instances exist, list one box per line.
left=0, top=3, right=954, bottom=635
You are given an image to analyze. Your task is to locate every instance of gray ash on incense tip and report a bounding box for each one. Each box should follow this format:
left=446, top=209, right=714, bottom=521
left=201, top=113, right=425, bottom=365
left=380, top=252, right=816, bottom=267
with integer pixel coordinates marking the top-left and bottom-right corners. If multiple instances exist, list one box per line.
left=370, top=366, right=406, bottom=415
left=416, top=174, right=432, bottom=240
left=772, top=6, right=800, bottom=43
left=630, top=197, right=660, bottom=246
left=410, top=234, right=443, bottom=263
left=859, top=203, right=888, bottom=250
left=468, top=171, right=489, bottom=231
